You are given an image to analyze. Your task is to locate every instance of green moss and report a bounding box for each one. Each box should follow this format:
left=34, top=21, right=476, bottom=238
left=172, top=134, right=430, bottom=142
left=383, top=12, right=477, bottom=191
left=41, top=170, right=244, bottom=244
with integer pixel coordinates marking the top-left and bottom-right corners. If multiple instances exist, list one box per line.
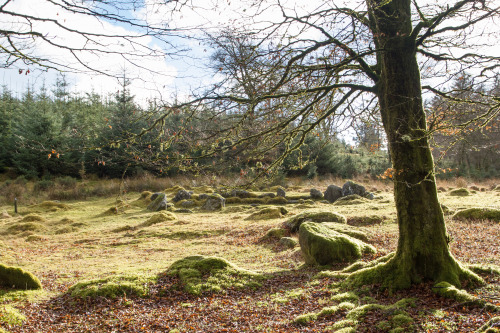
left=0, top=264, right=42, bottom=290
left=6, top=222, right=47, bottom=235
left=267, top=196, right=288, bottom=205
left=141, top=212, right=177, bottom=227
left=293, top=312, right=317, bottom=325
left=139, top=191, right=153, bottom=199
left=38, top=201, right=70, bottom=211
left=225, top=197, right=242, bottom=204
left=0, top=305, right=25, bottom=326
left=245, top=207, right=287, bottom=220
left=20, top=214, right=45, bottom=222
left=286, top=211, right=347, bottom=232
left=331, top=292, right=359, bottom=303
left=468, top=264, right=500, bottom=276
left=68, top=274, right=155, bottom=298
left=432, top=281, right=475, bottom=302
left=477, top=317, right=500, bottom=333
left=391, top=313, right=413, bottom=326
left=263, top=228, right=287, bottom=239
left=376, top=320, right=392, bottom=330
left=452, top=207, right=500, bottom=222
left=322, top=223, right=369, bottom=242
left=299, top=222, right=375, bottom=265
left=167, top=255, right=264, bottom=295
left=449, top=188, right=470, bottom=196
left=330, top=319, right=358, bottom=330
left=165, top=185, right=185, bottom=193
left=333, top=328, right=356, bottom=333
left=25, top=234, right=46, bottom=242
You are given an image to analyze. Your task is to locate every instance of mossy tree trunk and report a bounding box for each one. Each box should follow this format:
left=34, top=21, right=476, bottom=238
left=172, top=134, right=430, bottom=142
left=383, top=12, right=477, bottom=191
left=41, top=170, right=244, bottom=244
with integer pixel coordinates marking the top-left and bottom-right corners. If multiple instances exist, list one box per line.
left=364, top=0, right=479, bottom=288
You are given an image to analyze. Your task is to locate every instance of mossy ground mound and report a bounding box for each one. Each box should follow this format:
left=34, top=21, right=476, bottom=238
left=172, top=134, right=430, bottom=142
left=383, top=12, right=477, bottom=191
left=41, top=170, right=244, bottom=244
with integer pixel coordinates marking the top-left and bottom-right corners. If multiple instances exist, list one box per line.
left=347, top=215, right=384, bottom=226
left=452, top=207, right=500, bottom=222
left=68, top=274, right=155, bottom=298
left=449, top=188, right=470, bottom=196
left=286, top=211, right=347, bottom=232
left=166, top=255, right=264, bottom=295
left=20, top=214, right=45, bottom=223
left=0, top=264, right=42, bottom=290
left=6, top=222, right=47, bottom=235
left=299, top=222, right=375, bottom=265
left=245, top=207, right=287, bottom=220
left=141, top=212, right=177, bottom=227
left=0, top=304, right=25, bottom=327
left=165, top=185, right=185, bottom=194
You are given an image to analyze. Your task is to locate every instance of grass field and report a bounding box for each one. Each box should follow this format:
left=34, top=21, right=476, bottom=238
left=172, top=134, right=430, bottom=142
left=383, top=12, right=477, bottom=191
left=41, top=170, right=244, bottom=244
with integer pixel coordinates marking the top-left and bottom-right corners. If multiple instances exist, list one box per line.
left=0, top=178, right=499, bottom=332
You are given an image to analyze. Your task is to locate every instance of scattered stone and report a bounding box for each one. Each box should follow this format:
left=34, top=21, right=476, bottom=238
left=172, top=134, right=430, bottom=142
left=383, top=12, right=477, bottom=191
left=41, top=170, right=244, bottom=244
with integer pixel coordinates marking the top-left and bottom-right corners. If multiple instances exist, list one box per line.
left=299, top=222, right=376, bottom=265
left=258, top=193, right=276, bottom=198
left=364, top=192, right=375, bottom=200
left=452, top=207, right=500, bottom=222
left=276, top=187, right=286, bottom=197
left=180, top=200, right=197, bottom=208
left=230, top=189, right=253, bottom=198
left=147, top=193, right=168, bottom=211
left=342, top=181, right=367, bottom=197
left=449, top=188, right=470, bottom=196
left=324, top=185, right=343, bottom=203
left=469, top=185, right=480, bottom=191
left=285, top=211, right=347, bottom=232
left=201, top=194, right=225, bottom=211
left=198, top=194, right=209, bottom=200
left=333, top=195, right=368, bottom=206
left=150, top=192, right=163, bottom=201
left=310, top=188, right=323, bottom=199
left=279, top=237, right=298, bottom=249
left=172, top=190, right=193, bottom=203
left=263, top=228, right=287, bottom=239
left=441, top=204, right=454, bottom=216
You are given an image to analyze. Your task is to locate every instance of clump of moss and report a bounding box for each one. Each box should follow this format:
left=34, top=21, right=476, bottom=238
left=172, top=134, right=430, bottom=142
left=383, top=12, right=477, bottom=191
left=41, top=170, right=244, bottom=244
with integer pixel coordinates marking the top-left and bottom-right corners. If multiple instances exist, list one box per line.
left=0, top=264, right=42, bottom=290
left=165, top=185, right=185, bottom=193
left=6, top=222, right=47, bottom=235
left=331, top=291, right=359, bottom=304
left=267, top=196, right=289, bottom=205
left=192, top=185, right=214, bottom=193
left=468, top=264, right=500, bottom=276
left=139, top=191, right=153, bottom=199
left=285, top=211, right=347, bottom=232
left=432, top=281, right=475, bottom=302
left=452, top=207, right=500, bottom=222
left=477, top=317, right=500, bottom=333
left=245, top=207, right=288, bottom=220
left=38, top=201, right=70, bottom=211
left=25, top=234, right=46, bottom=242
left=0, top=305, right=26, bottom=327
left=141, top=212, right=177, bottom=227
left=20, top=214, right=45, bottom=223
left=55, top=226, right=78, bottom=234
left=449, top=188, right=470, bottom=196
left=166, top=255, right=264, bottom=295
left=68, top=274, right=155, bottom=298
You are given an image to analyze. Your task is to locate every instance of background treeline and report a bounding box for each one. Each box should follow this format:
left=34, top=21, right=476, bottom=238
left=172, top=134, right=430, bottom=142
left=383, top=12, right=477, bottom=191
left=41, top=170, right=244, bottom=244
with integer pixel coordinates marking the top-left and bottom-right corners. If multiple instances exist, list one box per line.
left=0, top=74, right=498, bottom=183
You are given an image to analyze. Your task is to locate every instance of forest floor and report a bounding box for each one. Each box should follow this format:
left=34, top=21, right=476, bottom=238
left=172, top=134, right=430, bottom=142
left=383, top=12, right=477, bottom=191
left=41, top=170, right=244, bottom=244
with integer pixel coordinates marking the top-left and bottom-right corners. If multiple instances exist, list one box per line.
left=0, top=180, right=499, bottom=332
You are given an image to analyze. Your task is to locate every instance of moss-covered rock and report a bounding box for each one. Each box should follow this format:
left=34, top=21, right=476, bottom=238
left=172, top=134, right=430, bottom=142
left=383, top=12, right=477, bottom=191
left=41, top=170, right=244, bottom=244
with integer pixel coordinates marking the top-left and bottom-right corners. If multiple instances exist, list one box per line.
left=141, top=212, right=177, bottom=227
left=245, top=207, right=287, bottom=220
left=333, top=195, right=369, bottom=206
left=68, top=274, right=155, bottom=298
left=279, top=237, right=298, bottom=249
left=263, top=228, right=287, bottom=239
left=0, top=264, right=42, bottom=289
left=285, top=211, right=347, bottom=232
left=449, top=187, right=470, bottom=196
left=201, top=194, right=225, bottom=211
left=147, top=193, right=168, bottom=211
left=166, top=255, right=263, bottom=295
left=299, top=222, right=376, bottom=265
left=321, top=223, right=369, bottom=242
left=452, top=207, right=500, bottom=222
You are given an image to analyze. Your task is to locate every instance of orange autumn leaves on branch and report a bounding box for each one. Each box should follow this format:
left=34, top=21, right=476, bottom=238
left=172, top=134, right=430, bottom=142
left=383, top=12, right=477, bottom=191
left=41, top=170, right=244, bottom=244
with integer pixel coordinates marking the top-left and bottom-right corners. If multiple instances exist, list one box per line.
left=47, top=149, right=60, bottom=159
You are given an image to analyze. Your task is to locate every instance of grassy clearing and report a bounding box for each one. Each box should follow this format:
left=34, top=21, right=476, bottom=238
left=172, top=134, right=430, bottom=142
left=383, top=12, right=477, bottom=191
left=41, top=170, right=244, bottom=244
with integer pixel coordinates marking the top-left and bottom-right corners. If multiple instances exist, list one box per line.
left=0, top=177, right=498, bottom=332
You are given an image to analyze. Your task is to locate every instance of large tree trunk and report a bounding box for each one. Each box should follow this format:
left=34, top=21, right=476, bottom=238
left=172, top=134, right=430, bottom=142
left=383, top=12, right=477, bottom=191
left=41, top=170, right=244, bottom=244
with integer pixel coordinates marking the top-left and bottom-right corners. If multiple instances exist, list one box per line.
left=361, top=0, right=480, bottom=288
